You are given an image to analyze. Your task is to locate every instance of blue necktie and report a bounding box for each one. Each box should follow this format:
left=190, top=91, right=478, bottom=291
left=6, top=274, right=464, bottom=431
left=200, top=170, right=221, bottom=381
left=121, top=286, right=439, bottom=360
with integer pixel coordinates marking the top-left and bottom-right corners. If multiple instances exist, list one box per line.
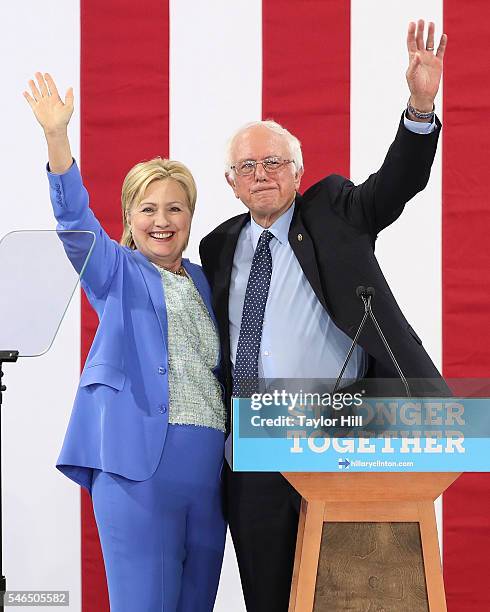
left=233, top=229, right=274, bottom=397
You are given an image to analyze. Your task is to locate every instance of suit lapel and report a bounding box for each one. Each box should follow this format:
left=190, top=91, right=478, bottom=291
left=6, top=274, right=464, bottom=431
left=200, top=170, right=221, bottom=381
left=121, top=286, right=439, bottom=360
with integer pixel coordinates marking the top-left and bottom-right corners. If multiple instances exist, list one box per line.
left=213, top=214, right=250, bottom=346
left=132, top=250, right=168, bottom=349
left=289, top=194, right=329, bottom=313
left=181, top=260, right=218, bottom=329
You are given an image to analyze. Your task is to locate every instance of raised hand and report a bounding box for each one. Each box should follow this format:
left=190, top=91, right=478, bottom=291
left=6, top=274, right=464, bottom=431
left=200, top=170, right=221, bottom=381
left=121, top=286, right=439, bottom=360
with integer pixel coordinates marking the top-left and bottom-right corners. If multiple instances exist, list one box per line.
left=406, top=20, right=447, bottom=113
left=24, top=72, right=74, bottom=135
left=24, top=72, right=74, bottom=173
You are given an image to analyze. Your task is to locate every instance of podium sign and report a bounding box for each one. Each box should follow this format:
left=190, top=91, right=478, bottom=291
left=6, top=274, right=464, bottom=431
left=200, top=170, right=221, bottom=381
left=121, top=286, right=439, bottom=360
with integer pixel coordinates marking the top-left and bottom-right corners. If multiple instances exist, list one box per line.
left=230, top=396, right=490, bottom=473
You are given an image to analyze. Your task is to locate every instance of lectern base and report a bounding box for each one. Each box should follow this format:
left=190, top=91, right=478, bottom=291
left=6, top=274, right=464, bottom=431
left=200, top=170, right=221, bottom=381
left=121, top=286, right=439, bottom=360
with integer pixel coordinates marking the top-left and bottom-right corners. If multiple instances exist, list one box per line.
left=315, top=520, right=427, bottom=611
left=284, top=473, right=460, bottom=612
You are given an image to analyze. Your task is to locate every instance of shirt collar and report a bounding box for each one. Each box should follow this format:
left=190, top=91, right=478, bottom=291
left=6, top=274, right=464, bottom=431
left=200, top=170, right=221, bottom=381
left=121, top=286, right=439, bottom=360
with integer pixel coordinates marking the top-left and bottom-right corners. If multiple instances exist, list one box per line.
left=249, top=200, right=296, bottom=250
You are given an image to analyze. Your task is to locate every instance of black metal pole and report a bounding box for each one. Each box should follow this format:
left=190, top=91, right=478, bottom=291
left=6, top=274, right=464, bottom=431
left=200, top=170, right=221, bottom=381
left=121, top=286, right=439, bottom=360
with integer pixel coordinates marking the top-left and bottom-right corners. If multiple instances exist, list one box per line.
left=0, top=351, right=19, bottom=612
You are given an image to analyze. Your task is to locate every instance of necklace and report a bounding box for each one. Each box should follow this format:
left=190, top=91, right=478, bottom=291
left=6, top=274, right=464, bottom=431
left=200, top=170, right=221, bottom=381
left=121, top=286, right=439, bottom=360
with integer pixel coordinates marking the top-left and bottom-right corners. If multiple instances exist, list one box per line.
left=157, top=264, right=187, bottom=277
left=170, top=266, right=187, bottom=277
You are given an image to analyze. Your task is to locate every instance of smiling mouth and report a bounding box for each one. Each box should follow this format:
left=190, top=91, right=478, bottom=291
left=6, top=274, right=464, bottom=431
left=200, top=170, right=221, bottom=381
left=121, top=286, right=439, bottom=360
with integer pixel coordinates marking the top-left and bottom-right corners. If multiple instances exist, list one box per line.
left=149, top=231, right=175, bottom=241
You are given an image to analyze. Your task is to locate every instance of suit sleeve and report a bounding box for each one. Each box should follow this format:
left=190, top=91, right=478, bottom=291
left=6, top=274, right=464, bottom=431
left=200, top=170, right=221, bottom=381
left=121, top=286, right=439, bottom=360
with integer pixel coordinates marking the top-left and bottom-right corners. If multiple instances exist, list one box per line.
left=199, top=234, right=214, bottom=285
left=47, top=160, right=120, bottom=299
left=329, top=113, right=441, bottom=237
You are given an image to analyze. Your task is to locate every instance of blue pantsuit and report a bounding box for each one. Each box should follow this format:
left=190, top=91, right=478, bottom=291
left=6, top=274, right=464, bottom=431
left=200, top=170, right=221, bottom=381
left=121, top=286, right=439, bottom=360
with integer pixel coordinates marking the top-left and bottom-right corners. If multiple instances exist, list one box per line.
left=92, top=425, right=226, bottom=611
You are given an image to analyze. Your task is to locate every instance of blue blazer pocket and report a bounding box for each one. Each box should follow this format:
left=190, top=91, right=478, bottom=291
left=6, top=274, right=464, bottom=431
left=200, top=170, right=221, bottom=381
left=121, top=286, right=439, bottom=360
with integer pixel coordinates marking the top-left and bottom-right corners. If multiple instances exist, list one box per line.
left=79, top=363, right=126, bottom=391
left=77, top=363, right=166, bottom=481
left=101, top=411, right=167, bottom=481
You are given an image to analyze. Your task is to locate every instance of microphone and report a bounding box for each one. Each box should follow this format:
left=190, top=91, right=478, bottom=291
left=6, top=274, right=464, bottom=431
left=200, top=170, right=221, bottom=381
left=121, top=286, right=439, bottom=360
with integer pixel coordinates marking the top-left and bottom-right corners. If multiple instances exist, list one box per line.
left=333, top=287, right=370, bottom=393
left=355, top=285, right=375, bottom=298
left=333, top=285, right=411, bottom=397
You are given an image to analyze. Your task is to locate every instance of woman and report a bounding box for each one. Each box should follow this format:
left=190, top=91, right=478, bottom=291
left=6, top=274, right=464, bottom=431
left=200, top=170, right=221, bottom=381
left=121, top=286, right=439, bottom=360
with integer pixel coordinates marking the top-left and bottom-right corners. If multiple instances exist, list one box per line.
left=24, top=72, right=226, bottom=612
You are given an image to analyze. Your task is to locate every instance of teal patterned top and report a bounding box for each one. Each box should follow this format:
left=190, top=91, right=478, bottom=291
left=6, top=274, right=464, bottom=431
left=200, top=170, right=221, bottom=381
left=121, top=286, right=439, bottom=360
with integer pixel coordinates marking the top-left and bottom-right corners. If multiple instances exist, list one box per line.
left=154, top=265, right=226, bottom=432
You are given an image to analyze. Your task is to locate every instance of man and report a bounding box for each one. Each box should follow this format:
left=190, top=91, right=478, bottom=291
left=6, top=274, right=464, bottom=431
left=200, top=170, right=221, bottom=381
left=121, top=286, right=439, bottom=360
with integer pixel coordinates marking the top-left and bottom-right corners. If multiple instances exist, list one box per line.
left=200, top=20, right=448, bottom=612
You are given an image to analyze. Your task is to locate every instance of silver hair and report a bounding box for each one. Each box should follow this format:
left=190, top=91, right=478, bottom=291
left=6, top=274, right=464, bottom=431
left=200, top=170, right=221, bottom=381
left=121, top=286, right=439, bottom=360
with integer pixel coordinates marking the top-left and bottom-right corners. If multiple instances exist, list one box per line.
left=225, top=119, right=304, bottom=176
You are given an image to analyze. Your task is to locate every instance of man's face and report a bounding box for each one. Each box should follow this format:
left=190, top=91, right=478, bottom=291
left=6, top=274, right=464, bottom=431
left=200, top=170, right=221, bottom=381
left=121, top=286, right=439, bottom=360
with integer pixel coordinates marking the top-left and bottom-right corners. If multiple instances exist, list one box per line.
left=226, top=125, right=303, bottom=227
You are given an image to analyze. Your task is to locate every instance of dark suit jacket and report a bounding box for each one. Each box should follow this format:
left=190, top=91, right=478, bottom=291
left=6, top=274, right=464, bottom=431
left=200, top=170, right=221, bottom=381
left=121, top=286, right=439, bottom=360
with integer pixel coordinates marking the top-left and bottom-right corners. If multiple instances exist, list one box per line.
left=200, top=115, right=450, bottom=412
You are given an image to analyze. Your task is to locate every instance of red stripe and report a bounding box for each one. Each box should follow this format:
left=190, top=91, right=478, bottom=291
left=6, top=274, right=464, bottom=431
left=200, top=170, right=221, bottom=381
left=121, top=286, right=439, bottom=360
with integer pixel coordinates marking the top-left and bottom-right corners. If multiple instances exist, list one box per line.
left=262, top=0, right=350, bottom=189
left=442, top=1, right=490, bottom=609
left=80, top=1, right=169, bottom=609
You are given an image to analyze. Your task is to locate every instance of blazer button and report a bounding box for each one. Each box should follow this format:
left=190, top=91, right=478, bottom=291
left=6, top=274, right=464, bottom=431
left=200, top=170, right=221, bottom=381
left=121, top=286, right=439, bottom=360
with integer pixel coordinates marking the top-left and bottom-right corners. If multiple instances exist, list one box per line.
left=158, top=366, right=166, bottom=375
left=159, top=404, right=167, bottom=414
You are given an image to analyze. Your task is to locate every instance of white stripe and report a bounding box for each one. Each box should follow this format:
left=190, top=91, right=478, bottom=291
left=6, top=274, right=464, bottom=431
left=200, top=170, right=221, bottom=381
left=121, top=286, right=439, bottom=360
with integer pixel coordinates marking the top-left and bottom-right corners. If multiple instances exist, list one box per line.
left=169, top=0, right=262, bottom=264
left=169, top=2, right=262, bottom=610
left=0, top=1, right=81, bottom=609
left=351, top=0, right=444, bottom=554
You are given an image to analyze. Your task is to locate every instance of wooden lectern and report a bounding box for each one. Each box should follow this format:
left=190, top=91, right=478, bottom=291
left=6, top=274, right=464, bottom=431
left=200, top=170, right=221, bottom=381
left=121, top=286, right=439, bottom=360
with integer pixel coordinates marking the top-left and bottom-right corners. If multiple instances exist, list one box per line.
left=283, top=472, right=460, bottom=612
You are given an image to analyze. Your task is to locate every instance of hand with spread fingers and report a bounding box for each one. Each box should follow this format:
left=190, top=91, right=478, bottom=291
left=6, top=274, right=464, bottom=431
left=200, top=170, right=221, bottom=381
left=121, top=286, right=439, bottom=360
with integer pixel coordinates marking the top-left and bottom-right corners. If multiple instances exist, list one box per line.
left=23, top=72, right=74, bottom=135
left=24, top=72, right=74, bottom=173
left=406, top=19, right=447, bottom=117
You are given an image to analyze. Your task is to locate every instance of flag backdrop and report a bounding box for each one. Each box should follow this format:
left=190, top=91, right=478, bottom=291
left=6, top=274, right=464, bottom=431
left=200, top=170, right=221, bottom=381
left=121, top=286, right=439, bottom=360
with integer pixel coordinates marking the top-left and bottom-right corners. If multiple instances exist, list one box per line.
left=1, top=1, right=489, bottom=610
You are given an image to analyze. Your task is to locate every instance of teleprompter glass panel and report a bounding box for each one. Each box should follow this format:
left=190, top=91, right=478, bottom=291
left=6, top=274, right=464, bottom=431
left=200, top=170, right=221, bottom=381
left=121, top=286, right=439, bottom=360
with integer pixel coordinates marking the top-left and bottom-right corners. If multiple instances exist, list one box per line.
left=0, top=230, right=95, bottom=357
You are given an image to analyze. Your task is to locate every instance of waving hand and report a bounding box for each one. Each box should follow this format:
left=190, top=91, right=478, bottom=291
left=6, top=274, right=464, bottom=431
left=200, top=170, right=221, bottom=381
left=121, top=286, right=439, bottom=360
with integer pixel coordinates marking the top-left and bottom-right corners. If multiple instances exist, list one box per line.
left=406, top=20, right=447, bottom=114
left=24, top=72, right=73, bottom=173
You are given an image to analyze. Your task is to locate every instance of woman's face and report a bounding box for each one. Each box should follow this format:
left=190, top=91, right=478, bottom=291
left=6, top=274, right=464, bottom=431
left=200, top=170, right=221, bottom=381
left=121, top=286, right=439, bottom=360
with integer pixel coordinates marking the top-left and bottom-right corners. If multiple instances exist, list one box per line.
left=128, top=178, right=192, bottom=269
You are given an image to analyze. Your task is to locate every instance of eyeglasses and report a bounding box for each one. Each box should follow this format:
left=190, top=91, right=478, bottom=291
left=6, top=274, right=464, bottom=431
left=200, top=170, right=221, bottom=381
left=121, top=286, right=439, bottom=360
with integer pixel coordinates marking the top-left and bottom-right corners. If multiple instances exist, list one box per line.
left=230, top=157, right=294, bottom=176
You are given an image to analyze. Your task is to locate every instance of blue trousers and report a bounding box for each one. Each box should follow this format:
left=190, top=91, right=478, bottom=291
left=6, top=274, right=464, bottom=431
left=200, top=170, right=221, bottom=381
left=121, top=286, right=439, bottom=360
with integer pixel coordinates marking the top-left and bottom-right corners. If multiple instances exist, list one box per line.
left=91, top=424, right=226, bottom=611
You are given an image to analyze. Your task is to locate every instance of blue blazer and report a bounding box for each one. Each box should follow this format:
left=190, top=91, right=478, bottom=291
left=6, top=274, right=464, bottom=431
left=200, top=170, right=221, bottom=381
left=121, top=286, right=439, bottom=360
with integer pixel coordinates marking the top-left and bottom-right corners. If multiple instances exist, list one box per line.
left=48, top=162, right=221, bottom=492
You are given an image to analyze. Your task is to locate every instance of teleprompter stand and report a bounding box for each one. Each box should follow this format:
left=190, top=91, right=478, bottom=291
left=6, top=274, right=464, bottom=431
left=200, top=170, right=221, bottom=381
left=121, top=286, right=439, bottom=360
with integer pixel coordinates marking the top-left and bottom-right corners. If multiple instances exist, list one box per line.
left=0, top=351, right=19, bottom=611
left=0, top=229, right=95, bottom=608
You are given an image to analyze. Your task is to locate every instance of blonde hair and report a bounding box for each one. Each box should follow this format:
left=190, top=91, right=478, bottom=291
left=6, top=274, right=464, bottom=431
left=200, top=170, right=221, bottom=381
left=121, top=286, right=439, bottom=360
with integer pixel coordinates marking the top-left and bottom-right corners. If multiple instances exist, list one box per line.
left=120, top=157, right=197, bottom=249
